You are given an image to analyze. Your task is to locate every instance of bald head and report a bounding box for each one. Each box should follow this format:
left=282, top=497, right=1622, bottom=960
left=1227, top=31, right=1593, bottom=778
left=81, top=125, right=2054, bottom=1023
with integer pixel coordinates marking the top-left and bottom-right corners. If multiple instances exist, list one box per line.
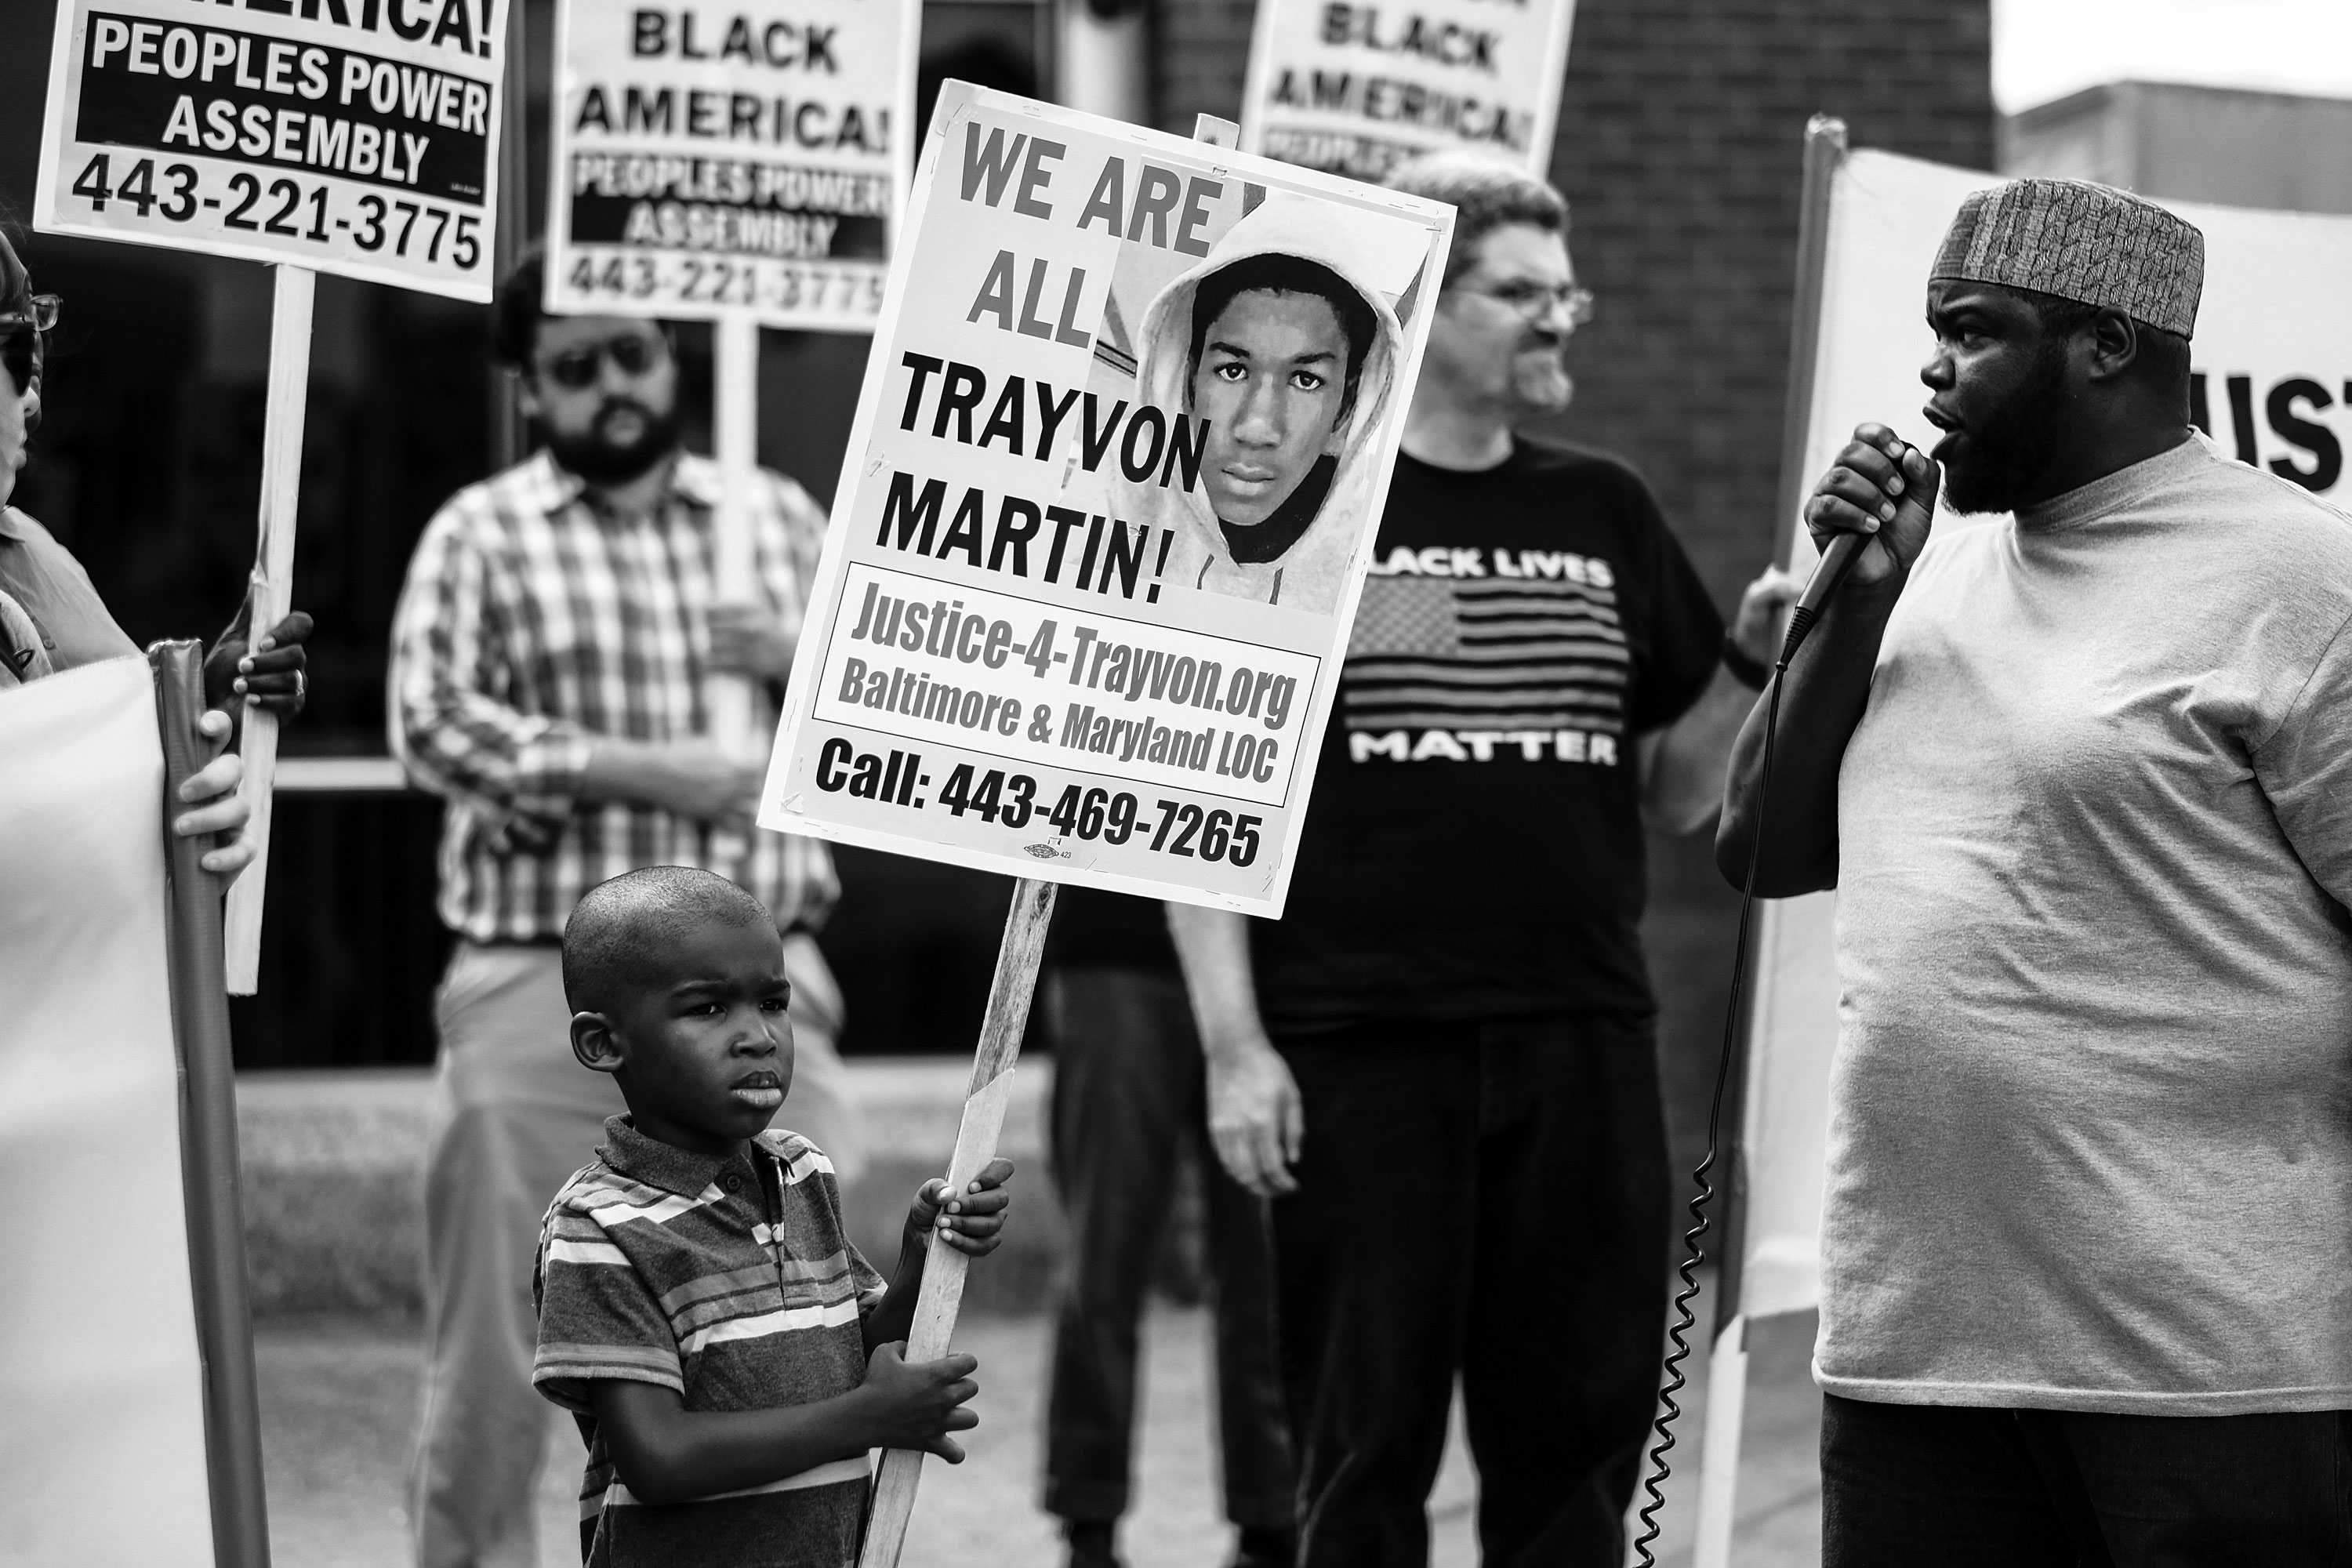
left=562, top=866, right=774, bottom=1018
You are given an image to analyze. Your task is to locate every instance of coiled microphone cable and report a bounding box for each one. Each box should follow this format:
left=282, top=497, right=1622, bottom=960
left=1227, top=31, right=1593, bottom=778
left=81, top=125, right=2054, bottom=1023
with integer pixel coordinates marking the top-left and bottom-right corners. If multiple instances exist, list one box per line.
left=1628, top=555, right=1855, bottom=1566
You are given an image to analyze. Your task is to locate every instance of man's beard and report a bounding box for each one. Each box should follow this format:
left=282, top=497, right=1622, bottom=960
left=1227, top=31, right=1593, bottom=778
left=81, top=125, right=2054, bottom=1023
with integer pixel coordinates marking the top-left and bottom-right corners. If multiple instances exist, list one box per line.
left=541, top=398, right=681, bottom=485
left=1504, top=334, right=1573, bottom=417
left=1940, top=341, right=2068, bottom=514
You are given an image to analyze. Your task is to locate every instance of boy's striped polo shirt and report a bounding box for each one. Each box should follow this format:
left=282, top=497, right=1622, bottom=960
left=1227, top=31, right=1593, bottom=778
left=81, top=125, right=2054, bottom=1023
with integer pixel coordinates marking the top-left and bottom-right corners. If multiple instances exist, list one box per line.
left=534, top=1115, right=885, bottom=1568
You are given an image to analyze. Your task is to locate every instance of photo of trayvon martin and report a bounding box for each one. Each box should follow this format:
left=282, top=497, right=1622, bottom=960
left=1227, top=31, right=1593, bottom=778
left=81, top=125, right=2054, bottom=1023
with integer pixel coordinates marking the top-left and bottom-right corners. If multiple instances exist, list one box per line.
left=1111, top=191, right=1410, bottom=617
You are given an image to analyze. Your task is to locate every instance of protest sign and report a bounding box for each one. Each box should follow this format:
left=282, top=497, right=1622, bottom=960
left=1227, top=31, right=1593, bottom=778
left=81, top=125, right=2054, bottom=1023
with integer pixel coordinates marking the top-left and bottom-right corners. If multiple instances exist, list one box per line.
left=764, top=88, right=1448, bottom=1562
left=33, top=0, right=507, bottom=989
left=758, top=82, right=1454, bottom=916
left=34, top=0, right=504, bottom=299
left=1694, top=129, right=2352, bottom=1568
left=0, top=648, right=266, bottom=1566
left=543, top=0, right=917, bottom=826
left=1238, top=0, right=1577, bottom=180
left=543, top=0, right=916, bottom=332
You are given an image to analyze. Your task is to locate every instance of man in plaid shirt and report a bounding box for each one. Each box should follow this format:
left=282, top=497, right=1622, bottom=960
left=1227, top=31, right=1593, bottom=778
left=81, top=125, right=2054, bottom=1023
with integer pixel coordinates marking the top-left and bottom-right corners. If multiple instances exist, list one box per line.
left=390, top=249, right=866, bottom=1568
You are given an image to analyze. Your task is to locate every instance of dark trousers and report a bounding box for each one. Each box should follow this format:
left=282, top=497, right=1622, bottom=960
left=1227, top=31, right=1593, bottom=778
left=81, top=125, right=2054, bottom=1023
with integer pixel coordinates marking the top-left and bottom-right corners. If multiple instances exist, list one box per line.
left=1042, top=967, right=1295, bottom=1529
left=1822, top=1392, right=2352, bottom=1566
left=1272, top=1014, right=1670, bottom=1568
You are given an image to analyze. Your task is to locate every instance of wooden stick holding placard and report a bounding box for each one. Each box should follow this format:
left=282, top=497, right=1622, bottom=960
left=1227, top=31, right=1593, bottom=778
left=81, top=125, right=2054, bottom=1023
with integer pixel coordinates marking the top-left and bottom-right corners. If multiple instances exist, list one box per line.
left=221, top=263, right=316, bottom=996
left=1686, top=112, right=1846, bottom=1568
left=710, top=313, right=763, bottom=870
left=856, top=107, right=1244, bottom=1568
left=857, top=876, right=1056, bottom=1566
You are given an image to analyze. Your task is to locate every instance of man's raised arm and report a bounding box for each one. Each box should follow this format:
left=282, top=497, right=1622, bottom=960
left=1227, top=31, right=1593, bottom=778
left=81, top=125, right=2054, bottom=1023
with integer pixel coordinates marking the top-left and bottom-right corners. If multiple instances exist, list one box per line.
left=1717, top=426, right=1938, bottom=896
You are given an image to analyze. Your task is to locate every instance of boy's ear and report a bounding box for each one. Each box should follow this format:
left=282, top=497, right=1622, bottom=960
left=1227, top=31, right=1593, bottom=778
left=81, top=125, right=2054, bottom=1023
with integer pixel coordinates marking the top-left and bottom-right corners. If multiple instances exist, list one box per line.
left=570, top=1011, right=626, bottom=1075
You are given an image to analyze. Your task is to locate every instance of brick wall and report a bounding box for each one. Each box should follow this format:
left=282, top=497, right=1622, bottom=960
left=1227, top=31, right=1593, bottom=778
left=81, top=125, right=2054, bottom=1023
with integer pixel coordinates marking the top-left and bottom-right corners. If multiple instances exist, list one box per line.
left=1155, top=2, right=1995, bottom=1171
left=1152, top=0, right=1260, bottom=136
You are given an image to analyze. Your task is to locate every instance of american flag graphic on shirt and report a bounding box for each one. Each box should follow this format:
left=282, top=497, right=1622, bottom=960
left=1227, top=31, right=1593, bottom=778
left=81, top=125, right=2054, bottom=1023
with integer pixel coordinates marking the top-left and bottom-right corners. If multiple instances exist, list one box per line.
left=1343, top=573, right=1628, bottom=735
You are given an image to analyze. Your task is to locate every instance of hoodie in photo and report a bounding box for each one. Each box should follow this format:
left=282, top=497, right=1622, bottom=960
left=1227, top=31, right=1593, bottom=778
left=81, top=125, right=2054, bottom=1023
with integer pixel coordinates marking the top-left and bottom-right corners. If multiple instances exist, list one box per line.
left=1108, top=191, right=1411, bottom=616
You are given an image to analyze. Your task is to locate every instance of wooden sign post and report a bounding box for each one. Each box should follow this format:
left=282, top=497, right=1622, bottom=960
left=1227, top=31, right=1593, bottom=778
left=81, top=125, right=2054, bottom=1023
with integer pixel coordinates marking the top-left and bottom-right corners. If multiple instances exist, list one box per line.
left=34, top=0, right=509, bottom=993
left=220, top=265, right=316, bottom=993
left=856, top=876, right=1056, bottom=1566
left=1683, top=112, right=1845, bottom=1568
left=710, top=312, right=764, bottom=868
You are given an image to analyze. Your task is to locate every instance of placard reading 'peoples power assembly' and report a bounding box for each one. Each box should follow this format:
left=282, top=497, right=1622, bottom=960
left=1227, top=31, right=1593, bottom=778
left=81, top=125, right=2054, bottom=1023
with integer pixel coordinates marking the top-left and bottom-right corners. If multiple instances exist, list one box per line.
left=36, top=0, right=504, bottom=299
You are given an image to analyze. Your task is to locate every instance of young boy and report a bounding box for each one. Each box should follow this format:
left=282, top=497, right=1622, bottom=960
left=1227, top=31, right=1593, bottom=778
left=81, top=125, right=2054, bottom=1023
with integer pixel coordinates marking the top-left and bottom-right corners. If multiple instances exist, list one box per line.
left=533, top=865, right=1015, bottom=1566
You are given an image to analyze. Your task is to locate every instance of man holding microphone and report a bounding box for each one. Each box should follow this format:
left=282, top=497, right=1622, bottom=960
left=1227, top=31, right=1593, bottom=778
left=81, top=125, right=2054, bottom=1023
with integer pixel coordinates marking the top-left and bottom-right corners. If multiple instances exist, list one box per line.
left=1721, top=178, right=2352, bottom=1561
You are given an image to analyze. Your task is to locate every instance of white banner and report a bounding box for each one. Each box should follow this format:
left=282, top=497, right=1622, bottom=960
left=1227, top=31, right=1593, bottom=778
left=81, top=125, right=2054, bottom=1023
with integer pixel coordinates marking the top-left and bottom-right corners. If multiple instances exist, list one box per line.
left=543, top=0, right=916, bottom=331
left=760, top=82, right=1454, bottom=914
left=34, top=0, right=505, bottom=300
left=0, top=657, right=212, bottom=1564
left=1237, top=0, right=1577, bottom=180
left=1738, top=149, right=2352, bottom=1320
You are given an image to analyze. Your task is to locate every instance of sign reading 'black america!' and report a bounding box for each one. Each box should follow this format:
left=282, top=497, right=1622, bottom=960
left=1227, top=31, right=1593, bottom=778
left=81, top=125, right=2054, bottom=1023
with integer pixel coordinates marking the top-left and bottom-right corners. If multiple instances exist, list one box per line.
left=1239, top=0, right=1578, bottom=182
left=544, top=0, right=916, bottom=332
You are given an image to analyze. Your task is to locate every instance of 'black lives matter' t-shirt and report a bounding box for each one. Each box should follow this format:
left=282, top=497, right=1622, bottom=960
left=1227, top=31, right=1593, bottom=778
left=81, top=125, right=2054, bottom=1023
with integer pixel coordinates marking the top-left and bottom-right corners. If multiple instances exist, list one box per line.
left=1254, top=435, right=1725, bottom=1029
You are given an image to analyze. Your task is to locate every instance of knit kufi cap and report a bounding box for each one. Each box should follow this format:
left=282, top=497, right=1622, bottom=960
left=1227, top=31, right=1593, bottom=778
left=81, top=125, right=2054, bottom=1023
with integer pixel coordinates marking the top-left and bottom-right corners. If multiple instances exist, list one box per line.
left=1931, top=178, right=2205, bottom=339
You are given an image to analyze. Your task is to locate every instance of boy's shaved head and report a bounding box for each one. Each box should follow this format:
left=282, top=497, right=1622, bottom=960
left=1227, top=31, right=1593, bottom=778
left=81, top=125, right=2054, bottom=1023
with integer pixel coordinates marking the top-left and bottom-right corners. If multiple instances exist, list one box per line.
left=563, top=866, right=775, bottom=1017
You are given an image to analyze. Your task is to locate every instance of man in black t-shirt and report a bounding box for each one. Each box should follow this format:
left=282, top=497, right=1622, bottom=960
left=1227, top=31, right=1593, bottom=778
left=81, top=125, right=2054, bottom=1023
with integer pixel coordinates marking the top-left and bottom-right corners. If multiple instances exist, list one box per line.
left=1167, top=155, right=1795, bottom=1568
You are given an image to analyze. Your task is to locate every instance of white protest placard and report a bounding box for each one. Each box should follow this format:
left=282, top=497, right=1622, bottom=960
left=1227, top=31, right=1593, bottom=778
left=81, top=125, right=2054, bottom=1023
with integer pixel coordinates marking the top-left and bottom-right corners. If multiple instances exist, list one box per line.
left=34, top=0, right=504, bottom=300
left=1238, top=0, right=1577, bottom=180
left=759, top=82, right=1454, bottom=916
left=1, top=659, right=216, bottom=1566
left=34, top=0, right=506, bottom=989
left=543, top=0, right=916, bottom=332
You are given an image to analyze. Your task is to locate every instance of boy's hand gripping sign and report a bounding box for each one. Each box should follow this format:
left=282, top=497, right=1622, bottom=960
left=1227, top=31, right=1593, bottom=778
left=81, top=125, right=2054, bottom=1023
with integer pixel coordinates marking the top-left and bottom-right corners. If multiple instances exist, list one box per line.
left=761, top=82, right=1453, bottom=915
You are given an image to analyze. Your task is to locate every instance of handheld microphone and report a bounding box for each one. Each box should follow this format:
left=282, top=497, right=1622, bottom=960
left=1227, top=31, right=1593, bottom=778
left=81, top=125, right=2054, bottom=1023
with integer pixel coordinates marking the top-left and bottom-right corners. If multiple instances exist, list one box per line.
left=1777, top=531, right=1867, bottom=666
left=1776, top=448, right=1938, bottom=666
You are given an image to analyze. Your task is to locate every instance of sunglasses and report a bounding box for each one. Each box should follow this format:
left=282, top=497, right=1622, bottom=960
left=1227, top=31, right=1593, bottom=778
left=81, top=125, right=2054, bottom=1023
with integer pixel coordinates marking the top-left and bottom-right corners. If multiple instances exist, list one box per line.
left=536, top=331, right=666, bottom=390
left=0, top=295, right=59, bottom=394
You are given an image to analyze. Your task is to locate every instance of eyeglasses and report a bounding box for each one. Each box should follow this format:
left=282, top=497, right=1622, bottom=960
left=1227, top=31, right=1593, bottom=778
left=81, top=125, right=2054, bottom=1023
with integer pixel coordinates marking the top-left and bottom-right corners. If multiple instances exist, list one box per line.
left=536, top=332, right=667, bottom=390
left=1454, top=279, right=1595, bottom=328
